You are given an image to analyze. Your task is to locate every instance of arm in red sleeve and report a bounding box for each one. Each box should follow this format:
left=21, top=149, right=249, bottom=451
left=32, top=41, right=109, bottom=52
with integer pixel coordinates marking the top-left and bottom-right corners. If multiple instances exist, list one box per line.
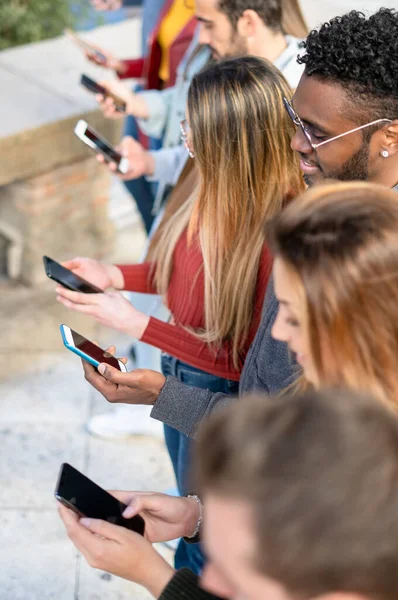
left=116, top=262, right=157, bottom=294
left=117, top=58, right=145, bottom=79
left=141, top=317, right=241, bottom=380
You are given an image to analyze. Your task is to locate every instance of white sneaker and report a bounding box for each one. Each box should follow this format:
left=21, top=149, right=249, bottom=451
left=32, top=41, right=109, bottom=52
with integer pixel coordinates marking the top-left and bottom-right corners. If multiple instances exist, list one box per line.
left=86, top=405, right=164, bottom=440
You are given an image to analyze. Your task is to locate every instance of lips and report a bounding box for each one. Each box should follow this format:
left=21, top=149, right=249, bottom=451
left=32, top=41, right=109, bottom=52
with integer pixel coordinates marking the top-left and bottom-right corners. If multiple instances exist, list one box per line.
left=299, top=156, right=320, bottom=175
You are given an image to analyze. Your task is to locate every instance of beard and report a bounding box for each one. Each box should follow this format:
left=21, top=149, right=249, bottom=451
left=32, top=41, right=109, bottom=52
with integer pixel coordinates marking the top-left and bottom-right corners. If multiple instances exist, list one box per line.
left=209, top=32, right=248, bottom=60
left=304, top=142, right=370, bottom=187
left=327, top=142, right=370, bottom=182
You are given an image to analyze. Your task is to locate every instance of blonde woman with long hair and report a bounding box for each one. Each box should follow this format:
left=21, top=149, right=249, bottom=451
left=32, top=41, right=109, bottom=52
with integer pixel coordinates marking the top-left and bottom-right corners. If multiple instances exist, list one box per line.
left=270, top=181, right=398, bottom=409
left=57, top=56, right=303, bottom=572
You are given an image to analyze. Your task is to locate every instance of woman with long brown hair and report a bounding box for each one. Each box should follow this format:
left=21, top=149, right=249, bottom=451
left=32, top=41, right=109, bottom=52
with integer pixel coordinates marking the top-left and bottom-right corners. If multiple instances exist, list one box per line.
left=56, top=55, right=303, bottom=572
left=270, top=181, right=398, bottom=409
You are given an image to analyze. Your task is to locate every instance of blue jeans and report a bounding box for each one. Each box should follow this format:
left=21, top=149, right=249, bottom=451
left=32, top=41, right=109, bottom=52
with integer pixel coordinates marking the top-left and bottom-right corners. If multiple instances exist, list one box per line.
left=161, top=354, right=239, bottom=575
left=123, top=86, right=162, bottom=234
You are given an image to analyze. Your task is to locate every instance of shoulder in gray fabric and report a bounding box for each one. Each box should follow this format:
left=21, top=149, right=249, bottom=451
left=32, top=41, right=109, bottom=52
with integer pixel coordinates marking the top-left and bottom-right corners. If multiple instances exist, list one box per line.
left=239, top=274, right=300, bottom=396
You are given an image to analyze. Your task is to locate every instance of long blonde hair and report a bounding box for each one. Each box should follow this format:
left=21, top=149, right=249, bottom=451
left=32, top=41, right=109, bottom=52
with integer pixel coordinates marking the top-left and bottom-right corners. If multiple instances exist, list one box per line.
left=268, top=181, right=398, bottom=409
left=151, top=56, right=303, bottom=368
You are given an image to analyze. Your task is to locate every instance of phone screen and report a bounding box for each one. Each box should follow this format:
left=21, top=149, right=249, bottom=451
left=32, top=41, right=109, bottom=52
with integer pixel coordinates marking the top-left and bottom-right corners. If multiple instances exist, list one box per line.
left=44, top=257, right=102, bottom=293
left=69, top=329, right=123, bottom=370
left=85, top=128, right=121, bottom=163
left=81, top=75, right=107, bottom=95
left=55, top=464, right=145, bottom=534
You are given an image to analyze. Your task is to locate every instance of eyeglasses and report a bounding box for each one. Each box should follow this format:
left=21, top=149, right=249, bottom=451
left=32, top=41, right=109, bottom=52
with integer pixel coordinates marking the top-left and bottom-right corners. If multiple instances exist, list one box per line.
left=180, top=119, right=195, bottom=158
left=283, top=97, right=392, bottom=151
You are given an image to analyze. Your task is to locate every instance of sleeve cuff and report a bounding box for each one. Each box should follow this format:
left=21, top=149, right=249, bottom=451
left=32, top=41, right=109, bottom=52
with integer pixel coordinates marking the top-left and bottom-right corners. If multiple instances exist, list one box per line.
left=151, top=376, right=211, bottom=438
left=160, top=569, right=217, bottom=600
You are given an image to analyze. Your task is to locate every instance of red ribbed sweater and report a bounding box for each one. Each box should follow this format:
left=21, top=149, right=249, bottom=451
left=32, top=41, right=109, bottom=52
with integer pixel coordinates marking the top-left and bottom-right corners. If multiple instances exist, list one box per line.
left=117, top=230, right=272, bottom=380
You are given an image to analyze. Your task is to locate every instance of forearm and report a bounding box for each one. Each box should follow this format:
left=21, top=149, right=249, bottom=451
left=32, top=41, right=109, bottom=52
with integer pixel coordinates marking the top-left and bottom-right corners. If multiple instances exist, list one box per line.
left=143, top=560, right=175, bottom=599
left=136, top=88, right=173, bottom=139
left=115, top=262, right=157, bottom=293
left=125, top=93, right=150, bottom=120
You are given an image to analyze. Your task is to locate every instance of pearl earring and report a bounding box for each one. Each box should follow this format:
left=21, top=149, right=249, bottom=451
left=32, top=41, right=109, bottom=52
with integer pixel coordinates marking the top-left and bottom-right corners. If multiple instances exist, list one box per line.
left=381, top=150, right=389, bottom=158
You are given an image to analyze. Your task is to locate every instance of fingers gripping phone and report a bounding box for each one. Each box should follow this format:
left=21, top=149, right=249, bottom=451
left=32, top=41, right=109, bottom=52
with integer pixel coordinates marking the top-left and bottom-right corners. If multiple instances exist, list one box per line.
left=74, top=120, right=129, bottom=174
left=43, top=256, right=103, bottom=294
left=81, top=74, right=126, bottom=113
left=60, top=325, right=127, bottom=372
left=55, top=463, right=145, bottom=534
left=64, top=29, right=107, bottom=63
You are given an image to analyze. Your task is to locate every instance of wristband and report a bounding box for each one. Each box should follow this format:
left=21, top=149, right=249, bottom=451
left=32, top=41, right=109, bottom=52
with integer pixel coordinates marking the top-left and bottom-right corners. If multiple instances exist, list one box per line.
left=186, top=494, right=203, bottom=539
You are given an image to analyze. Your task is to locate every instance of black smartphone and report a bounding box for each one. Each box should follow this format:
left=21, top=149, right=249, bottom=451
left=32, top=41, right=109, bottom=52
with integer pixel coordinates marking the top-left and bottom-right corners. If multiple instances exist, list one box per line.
left=74, top=120, right=130, bottom=174
left=55, top=463, right=145, bottom=535
left=80, top=74, right=126, bottom=113
left=43, top=256, right=103, bottom=293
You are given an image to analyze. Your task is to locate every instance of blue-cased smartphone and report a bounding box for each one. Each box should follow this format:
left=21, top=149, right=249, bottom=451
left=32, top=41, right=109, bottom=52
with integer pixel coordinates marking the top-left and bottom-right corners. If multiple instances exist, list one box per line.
left=60, top=324, right=127, bottom=371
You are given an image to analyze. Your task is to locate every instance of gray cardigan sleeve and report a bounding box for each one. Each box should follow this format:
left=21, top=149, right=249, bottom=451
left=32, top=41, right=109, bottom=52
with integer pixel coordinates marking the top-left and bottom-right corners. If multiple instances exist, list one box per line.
left=150, top=376, right=234, bottom=438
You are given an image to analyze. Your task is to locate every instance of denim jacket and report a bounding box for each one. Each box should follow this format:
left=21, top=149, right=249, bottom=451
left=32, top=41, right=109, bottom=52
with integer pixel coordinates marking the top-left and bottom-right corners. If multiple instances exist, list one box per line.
left=136, top=28, right=211, bottom=148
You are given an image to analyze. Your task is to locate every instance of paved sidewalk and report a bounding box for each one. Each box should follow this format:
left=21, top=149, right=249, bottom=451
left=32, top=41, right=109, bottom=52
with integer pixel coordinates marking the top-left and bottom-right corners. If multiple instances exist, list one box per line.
left=0, top=179, right=175, bottom=600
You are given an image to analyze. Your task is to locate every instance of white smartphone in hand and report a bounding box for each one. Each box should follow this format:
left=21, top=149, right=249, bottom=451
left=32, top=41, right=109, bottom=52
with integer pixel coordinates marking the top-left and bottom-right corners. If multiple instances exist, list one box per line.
left=60, top=324, right=127, bottom=371
left=74, top=120, right=130, bottom=174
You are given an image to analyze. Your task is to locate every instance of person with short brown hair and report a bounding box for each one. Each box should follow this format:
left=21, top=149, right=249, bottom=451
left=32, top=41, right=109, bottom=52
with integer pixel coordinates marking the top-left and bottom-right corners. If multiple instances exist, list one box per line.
left=59, top=387, right=398, bottom=600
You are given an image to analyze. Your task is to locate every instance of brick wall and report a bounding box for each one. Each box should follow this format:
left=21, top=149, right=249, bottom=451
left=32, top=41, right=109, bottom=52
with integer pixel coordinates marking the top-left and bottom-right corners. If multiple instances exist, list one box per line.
left=0, top=157, right=115, bottom=285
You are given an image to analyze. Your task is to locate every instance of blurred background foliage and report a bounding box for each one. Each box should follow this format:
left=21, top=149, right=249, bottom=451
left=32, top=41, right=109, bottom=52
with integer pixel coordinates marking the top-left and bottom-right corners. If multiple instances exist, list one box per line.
left=0, top=0, right=100, bottom=50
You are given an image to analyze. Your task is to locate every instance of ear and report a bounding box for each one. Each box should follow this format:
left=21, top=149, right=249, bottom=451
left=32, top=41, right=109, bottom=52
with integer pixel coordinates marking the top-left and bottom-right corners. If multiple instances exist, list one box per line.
left=236, top=9, right=262, bottom=39
left=380, top=119, right=398, bottom=157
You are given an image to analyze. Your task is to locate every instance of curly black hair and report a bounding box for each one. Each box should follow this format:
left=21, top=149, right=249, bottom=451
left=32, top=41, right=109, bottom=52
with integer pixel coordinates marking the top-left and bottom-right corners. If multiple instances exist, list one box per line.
left=298, top=9, right=398, bottom=122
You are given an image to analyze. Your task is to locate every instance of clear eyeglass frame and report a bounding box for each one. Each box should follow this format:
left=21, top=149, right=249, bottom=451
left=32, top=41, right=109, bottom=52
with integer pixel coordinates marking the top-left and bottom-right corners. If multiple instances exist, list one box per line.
left=180, top=118, right=196, bottom=158
left=283, top=96, right=392, bottom=150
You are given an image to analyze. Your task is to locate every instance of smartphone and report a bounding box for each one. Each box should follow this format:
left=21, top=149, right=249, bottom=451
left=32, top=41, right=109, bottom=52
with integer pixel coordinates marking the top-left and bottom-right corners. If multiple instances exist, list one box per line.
left=74, top=120, right=130, bottom=174
left=80, top=74, right=126, bottom=113
left=64, top=28, right=107, bottom=63
left=43, top=256, right=103, bottom=294
left=55, top=463, right=145, bottom=534
left=60, top=325, right=127, bottom=372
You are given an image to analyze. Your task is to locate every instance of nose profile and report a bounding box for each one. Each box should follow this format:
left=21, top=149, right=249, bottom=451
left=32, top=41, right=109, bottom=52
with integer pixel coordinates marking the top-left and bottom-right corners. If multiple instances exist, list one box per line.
left=291, top=127, right=313, bottom=155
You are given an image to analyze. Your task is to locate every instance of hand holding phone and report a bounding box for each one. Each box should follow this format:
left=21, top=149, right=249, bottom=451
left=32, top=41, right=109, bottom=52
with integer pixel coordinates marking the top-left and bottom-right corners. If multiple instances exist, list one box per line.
left=80, top=74, right=126, bottom=113
left=64, top=29, right=107, bottom=64
left=55, top=463, right=145, bottom=534
left=43, top=256, right=103, bottom=293
left=60, top=325, right=127, bottom=371
left=74, top=120, right=129, bottom=174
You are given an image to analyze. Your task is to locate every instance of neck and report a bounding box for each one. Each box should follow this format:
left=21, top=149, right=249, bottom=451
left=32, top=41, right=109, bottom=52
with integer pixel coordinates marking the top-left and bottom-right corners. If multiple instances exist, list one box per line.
left=369, top=158, right=398, bottom=189
left=252, top=28, right=287, bottom=63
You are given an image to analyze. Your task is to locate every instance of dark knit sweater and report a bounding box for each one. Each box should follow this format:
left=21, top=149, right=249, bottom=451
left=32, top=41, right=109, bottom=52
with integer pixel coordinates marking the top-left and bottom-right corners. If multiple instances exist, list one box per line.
left=160, top=569, right=220, bottom=600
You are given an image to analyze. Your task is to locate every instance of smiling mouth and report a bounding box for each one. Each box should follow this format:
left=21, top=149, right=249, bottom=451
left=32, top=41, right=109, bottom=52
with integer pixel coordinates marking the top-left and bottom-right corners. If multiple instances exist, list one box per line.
left=299, top=155, right=321, bottom=175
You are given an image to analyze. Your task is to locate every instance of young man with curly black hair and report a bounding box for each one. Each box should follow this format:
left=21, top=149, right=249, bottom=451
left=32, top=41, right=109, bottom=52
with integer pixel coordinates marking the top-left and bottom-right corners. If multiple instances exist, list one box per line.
left=287, top=8, right=398, bottom=188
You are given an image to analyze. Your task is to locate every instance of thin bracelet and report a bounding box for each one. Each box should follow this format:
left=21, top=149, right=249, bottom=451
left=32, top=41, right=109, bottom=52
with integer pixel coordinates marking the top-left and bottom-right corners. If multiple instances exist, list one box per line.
left=186, top=494, right=203, bottom=538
